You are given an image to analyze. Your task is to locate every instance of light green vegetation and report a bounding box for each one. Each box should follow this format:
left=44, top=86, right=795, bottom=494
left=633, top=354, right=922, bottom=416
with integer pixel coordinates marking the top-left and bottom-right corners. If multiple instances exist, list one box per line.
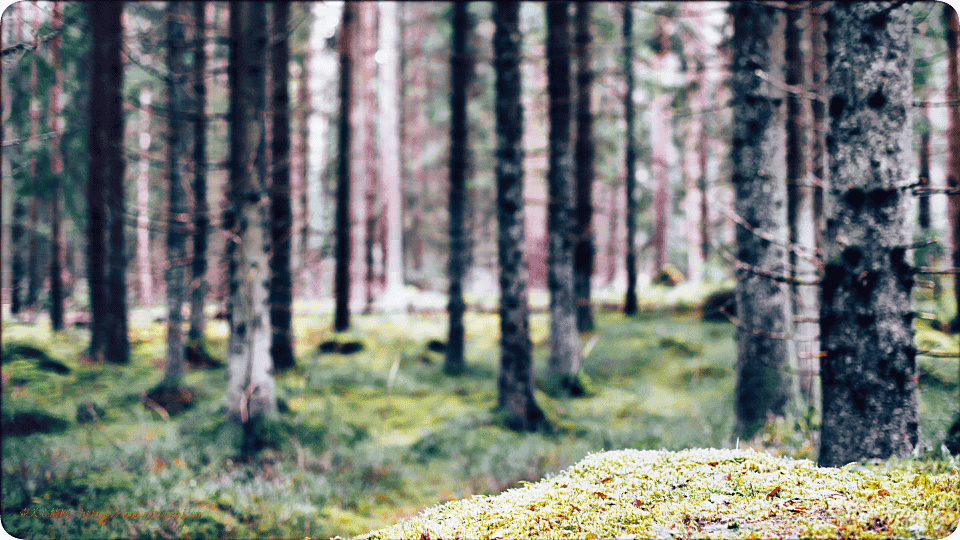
left=364, top=448, right=960, bottom=539
left=2, top=289, right=958, bottom=538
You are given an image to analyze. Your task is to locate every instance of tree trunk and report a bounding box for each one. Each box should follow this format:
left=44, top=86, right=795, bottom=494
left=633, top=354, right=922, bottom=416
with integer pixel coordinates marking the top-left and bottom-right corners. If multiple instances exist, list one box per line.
left=818, top=2, right=918, bottom=467
left=730, top=2, right=795, bottom=440
left=651, top=22, right=671, bottom=278
left=162, top=0, right=189, bottom=388
left=189, top=0, right=210, bottom=344
left=380, top=0, right=405, bottom=310
left=545, top=1, right=581, bottom=390
left=226, top=0, right=276, bottom=455
left=786, top=2, right=818, bottom=403
left=623, top=2, right=638, bottom=316
left=810, top=2, right=827, bottom=255
left=356, top=2, right=378, bottom=312
left=269, top=1, right=295, bottom=371
left=136, top=85, right=153, bottom=308
left=26, top=2, right=40, bottom=319
left=918, top=104, right=931, bottom=231
left=445, top=1, right=471, bottom=376
left=946, top=6, right=960, bottom=330
left=88, top=1, right=126, bottom=364
left=573, top=3, right=594, bottom=333
left=49, top=0, right=65, bottom=332
left=334, top=3, right=356, bottom=332
left=494, top=1, right=546, bottom=432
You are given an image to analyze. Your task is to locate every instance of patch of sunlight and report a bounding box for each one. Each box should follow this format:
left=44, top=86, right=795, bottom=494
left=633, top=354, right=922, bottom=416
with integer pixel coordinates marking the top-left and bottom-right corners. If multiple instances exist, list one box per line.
left=362, top=448, right=960, bottom=540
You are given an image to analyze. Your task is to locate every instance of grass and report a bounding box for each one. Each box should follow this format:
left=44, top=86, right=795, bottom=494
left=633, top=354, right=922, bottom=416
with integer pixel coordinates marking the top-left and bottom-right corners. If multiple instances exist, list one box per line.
left=1, top=290, right=959, bottom=539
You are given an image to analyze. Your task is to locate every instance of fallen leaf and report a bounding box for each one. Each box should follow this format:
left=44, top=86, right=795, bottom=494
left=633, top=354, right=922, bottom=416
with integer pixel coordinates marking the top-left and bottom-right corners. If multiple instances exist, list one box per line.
left=766, top=486, right=782, bottom=499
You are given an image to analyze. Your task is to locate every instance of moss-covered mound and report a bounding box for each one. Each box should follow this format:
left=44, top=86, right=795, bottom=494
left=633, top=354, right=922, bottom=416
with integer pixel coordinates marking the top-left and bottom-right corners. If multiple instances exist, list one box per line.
left=363, top=448, right=959, bottom=539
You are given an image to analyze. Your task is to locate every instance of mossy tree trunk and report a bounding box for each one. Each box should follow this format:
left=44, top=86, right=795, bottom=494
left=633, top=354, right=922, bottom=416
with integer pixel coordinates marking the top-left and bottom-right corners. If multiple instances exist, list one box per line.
left=730, top=2, right=795, bottom=440
left=818, top=2, right=919, bottom=468
left=545, top=1, right=581, bottom=390
left=226, top=1, right=276, bottom=455
left=163, top=0, right=189, bottom=387
left=494, top=1, right=546, bottom=432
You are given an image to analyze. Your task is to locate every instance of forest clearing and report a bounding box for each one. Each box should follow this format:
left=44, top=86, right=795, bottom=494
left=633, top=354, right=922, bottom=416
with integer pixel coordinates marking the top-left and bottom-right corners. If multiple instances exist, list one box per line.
left=4, top=0, right=960, bottom=538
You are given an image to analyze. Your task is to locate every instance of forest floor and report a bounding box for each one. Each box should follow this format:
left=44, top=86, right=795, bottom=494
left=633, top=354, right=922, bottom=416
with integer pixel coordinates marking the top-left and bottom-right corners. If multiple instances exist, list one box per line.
left=1, top=283, right=959, bottom=539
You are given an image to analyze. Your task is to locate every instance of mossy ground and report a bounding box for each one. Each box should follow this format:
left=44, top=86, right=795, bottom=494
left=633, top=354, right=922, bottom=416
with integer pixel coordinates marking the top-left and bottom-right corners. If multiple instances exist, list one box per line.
left=1, top=285, right=958, bottom=539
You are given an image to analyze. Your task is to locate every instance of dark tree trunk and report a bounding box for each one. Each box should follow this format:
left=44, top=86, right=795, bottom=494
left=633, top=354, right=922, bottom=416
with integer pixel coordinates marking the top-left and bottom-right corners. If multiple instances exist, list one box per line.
left=545, top=1, right=581, bottom=389
left=573, top=3, right=594, bottom=333
left=946, top=6, right=960, bottom=330
left=810, top=2, right=826, bottom=254
left=623, top=2, right=638, bottom=316
left=918, top=104, right=931, bottom=230
left=818, top=2, right=918, bottom=468
left=88, top=1, right=126, bottom=364
left=270, top=1, right=295, bottom=370
left=493, top=1, right=546, bottom=432
left=189, top=0, right=210, bottom=344
left=49, top=1, right=64, bottom=331
left=730, top=2, right=795, bottom=440
left=334, top=3, right=356, bottom=332
left=163, top=0, right=188, bottom=387
left=445, top=1, right=472, bottom=376
left=226, top=0, right=276, bottom=454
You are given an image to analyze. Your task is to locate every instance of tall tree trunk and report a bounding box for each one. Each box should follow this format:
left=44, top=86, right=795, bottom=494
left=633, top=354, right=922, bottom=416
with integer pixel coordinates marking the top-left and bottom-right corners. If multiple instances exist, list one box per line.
left=946, top=6, right=960, bottom=330
left=226, top=0, right=276, bottom=455
left=334, top=3, right=356, bottom=332
left=298, top=38, right=311, bottom=300
left=818, top=2, right=918, bottom=467
left=380, top=0, right=405, bottom=309
left=573, top=3, right=594, bottom=333
left=730, top=2, right=795, bottom=440
left=494, top=1, right=546, bottom=432
left=136, top=85, right=153, bottom=307
left=270, top=1, right=295, bottom=371
left=48, top=1, right=65, bottom=331
left=26, top=1, right=41, bottom=319
left=445, top=1, right=471, bottom=376
left=356, top=2, right=377, bottom=312
left=918, top=104, right=931, bottom=231
left=545, top=1, right=581, bottom=390
left=88, top=1, right=126, bottom=364
left=623, top=2, right=638, bottom=316
left=189, top=0, right=210, bottom=343
left=786, top=2, right=818, bottom=403
left=162, top=0, right=189, bottom=387
left=8, top=3, right=23, bottom=318
left=651, top=20, right=671, bottom=279
left=810, top=2, right=826, bottom=255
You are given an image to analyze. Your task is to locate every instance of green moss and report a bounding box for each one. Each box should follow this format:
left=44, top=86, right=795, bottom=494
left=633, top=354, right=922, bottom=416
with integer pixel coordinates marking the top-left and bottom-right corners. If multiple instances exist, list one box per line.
left=363, top=448, right=960, bottom=539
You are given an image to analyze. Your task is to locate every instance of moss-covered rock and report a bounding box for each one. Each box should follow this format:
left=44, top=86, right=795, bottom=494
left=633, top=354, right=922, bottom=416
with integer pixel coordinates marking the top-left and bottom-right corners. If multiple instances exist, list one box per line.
left=362, top=448, right=959, bottom=539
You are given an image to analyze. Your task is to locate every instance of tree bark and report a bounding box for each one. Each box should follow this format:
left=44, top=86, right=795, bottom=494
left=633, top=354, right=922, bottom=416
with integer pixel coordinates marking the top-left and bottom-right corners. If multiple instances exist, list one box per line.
left=189, top=0, right=210, bottom=344
left=946, top=5, right=960, bottom=330
left=380, top=0, right=405, bottom=310
left=226, top=0, right=276, bottom=454
left=545, top=1, right=582, bottom=389
left=651, top=16, right=672, bottom=278
left=162, top=0, right=189, bottom=387
left=918, top=104, right=931, bottom=231
left=334, top=3, right=356, bottom=332
left=136, top=85, right=153, bottom=308
left=49, top=0, right=64, bottom=331
left=573, top=3, right=594, bottom=333
left=786, top=2, right=818, bottom=403
left=494, top=1, right=546, bottom=432
left=88, top=1, right=127, bottom=364
left=730, top=2, right=795, bottom=440
left=818, top=2, right=918, bottom=467
left=26, top=2, right=41, bottom=319
left=270, top=1, right=295, bottom=371
left=445, top=1, right=472, bottom=376
left=356, top=2, right=378, bottom=312
left=623, top=2, right=638, bottom=316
